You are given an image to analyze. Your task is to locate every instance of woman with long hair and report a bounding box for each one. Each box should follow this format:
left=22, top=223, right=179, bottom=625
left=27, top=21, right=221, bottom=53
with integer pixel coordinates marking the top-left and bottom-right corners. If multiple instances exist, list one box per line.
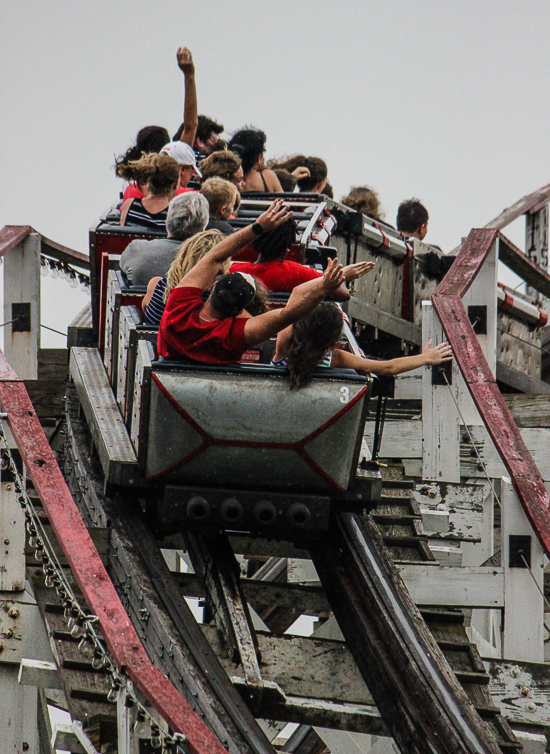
left=272, top=300, right=452, bottom=389
left=268, top=155, right=328, bottom=193
left=118, top=153, right=180, bottom=230
left=228, top=127, right=283, bottom=192
left=198, top=150, right=245, bottom=192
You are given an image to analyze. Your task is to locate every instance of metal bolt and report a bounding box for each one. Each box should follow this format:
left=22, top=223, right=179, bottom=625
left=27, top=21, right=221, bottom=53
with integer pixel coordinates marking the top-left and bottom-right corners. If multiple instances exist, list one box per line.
left=2, top=628, right=13, bottom=639
left=428, top=488, right=438, bottom=499
left=521, top=686, right=530, bottom=697
left=22, top=743, right=29, bottom=752
left=5, top=485, right=11, bottom=491
left=7, top=608, right=19, bottom=619
left=527, top=702, right=537, bottom=713
left=510, top=665, right=520, bottom=678
left=4, top=539, right=9, bottom=545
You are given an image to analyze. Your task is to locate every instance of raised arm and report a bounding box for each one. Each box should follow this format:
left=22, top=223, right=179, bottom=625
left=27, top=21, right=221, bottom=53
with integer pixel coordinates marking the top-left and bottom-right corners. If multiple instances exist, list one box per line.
left=177, top=47, right=198, bottom=148
left=331, top=339, right=452, bottom=375
left=244, top=258, right=345, bottom=346
left=178, top=199, right=293, bottom=291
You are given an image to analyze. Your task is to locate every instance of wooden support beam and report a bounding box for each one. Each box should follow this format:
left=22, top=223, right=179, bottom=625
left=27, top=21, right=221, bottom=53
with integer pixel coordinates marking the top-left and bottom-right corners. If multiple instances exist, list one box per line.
left=0, top=479, right=25, bottom=590
left=496, top=362, right=550, bottom=395
left=348, top=297, right=422, bottom=344
left=504, top=394, right=550, bottom=427
left=184, top=531, right=265, bottom=711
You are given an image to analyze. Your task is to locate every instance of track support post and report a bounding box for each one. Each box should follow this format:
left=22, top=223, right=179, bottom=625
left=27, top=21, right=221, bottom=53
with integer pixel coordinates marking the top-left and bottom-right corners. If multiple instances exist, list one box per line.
left=501, top=478, right=544, bottom=663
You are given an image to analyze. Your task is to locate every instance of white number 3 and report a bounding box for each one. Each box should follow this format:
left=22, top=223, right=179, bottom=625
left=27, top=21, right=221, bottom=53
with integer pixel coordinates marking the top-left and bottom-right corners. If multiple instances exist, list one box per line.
left=340, top=386, right=350, bottom=404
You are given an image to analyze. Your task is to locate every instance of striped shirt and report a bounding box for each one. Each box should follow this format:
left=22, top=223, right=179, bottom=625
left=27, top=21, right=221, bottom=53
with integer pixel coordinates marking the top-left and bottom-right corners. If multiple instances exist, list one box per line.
left=125, top=198, right=168, bottom=231
left=144, top=278, right=167, bottom=327
left=271, top=351, right=333, bottom=369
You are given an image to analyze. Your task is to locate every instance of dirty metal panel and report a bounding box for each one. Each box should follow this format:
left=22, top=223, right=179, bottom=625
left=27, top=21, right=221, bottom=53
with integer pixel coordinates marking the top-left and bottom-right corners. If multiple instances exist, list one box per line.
left=485, top=660, right=550, bottom=731
left=69, top=347, right=138, bottom=485
left=0, top=597, right=54, bottom=665
left=130, top=339, right=153, bottom=457
left=116, top=305, right=141, bottom=415
left=161, top=485, right=331, bottom=533
left=103, top=270, right=119, bottom=380
left=145, top=367, right=369, bottom=492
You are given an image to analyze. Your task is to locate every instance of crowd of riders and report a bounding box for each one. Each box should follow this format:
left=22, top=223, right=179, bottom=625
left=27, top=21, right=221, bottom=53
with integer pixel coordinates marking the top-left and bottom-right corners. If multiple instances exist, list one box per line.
left=116, top=46, right=451, bottom=387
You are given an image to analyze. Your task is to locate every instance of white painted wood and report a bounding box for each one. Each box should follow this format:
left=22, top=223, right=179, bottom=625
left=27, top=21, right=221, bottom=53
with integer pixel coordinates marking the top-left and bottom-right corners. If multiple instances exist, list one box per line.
left=72, top=721, right=102, bottom=754
left=394, top=367, right=422, bottom=400
left=3, top=232, right=41, bottom=379
left=502, top=479, right=544, bottom=663
left=117, top=683, right=139, bottom=754
left=312, top=615, right=345, bottom=641
left=287, top=558, right=319, bottom=584
left=0, top=596, right=55, bottom=665
left=422, top=301, right=460, bottom=482
left=369, top=737, right=400, bottom=754
left=314, top=727, right=374, bottom=754
left=364, top=420, right=422, bottom=459
left=52, top=723, right=88, bottom=754
left=0, top=665, right=38, bottom=754
left=466, top=625, right=501, bottom=659
left=0, top=480, right=25, bottom=590
left=461, top=425, right=550, bottom=481
left=18, top=658, right=61, bottom=689
left=419, top=508, right=449, bottom=534
left=414, top=482, right=485, bottom=541
left=428, top=544, right=463, bottom=567
left=511, top=729, right=547, bottom=754
left=396, top=565, right=504, bottom=608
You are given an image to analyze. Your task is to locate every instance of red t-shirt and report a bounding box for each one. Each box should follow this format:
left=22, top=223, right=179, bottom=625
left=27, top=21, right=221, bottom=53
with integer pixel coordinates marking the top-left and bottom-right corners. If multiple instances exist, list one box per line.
left=122, top=184, right=195, bottom=202
left=158, top=287, right=249, bottom=364
left=229, top=260, right=322, bottom=292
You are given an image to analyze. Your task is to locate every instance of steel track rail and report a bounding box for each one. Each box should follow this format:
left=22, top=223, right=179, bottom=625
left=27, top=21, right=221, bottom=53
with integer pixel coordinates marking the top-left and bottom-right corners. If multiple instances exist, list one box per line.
left=64, top=384, right=276, bottom=754
left=310, top=511, right=503, bottom=754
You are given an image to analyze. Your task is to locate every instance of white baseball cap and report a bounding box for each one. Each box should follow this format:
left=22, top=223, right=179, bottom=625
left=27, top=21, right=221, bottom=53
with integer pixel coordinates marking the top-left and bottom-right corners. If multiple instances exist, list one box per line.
left=160, top=141, right=202, bottom=177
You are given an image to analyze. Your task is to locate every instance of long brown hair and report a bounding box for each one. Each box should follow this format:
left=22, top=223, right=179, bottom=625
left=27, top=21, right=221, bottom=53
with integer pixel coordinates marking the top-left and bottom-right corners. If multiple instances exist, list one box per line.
left=116, top=152, right=179, bottom=196
left=286, top=303, right=343, bottom=389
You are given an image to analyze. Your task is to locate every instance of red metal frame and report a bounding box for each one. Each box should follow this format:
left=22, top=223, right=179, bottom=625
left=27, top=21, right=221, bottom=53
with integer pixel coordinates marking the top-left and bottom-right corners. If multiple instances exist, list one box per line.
left=147, top=372, right=368, bottom=490
left=0, top=353, right=229, bottom=754
left=432, top=228, right=550, bottom=557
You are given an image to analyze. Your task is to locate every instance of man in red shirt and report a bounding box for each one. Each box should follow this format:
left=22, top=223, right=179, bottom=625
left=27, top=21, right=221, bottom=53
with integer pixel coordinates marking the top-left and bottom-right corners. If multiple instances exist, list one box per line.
left=230, top=219, right=374, bottom=299
left=158, top=200, right=346, bottom=364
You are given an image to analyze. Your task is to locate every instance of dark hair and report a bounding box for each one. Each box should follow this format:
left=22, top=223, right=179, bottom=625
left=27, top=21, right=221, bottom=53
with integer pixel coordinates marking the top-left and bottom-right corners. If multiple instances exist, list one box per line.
left=199, top=150, right=242, bottom=183
left=115, top=126, right=170, bottom=174
left=116, top=153, right=180, bottom=196
left=286, top=304, right=343, bottom=389
left=273, top=169, right=297, bottom=192
left=267, top=155, right=328, bottom=192
left=396, top=198, right=429, bottom=233
left=228, top=127, right=267, bottom=175
left=322, top=181, right=334, bottom=199
left=210, top=273, right=257, bottom=317
left=252, top=219, right=297, bottom=262
left=342, top=186, right=382, bottom=220
left=173, top=115, right=224, bottom=144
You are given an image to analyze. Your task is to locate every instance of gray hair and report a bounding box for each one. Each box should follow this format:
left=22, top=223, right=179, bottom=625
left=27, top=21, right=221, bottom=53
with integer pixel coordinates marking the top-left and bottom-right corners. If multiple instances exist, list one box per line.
left=166, top=193, right=209, bottom=239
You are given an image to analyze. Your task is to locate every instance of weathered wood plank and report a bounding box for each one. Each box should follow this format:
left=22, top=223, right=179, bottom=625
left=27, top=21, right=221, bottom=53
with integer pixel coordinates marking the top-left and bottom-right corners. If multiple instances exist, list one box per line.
left=486, top=659, right=550, bottom=732
left=396, top=566, right=504, bottom=608
left=496, top=362, right=550, bottom=395
left=461, top=425, right=550, bottom=481
left=503, top=394, right=550, bottom=427
left=348, top=297, right=422, bottom=344
left=364, top=420, right=422, bottom=458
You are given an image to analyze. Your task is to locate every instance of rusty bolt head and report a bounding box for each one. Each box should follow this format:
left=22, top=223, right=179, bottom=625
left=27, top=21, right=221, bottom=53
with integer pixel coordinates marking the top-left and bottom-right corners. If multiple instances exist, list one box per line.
left=2, top=628, right=13, bottom=639
left=510, top=665, right=520, bottom=678
left=521, top=686, right=530, bottom=697
left=3, top=539, right=9, bottom=545
left=22, top=743, right=29, bottom=752
left=5, top=485, right=12, bottom=491
left=7, top=608, right=19, bottom=619
left=428, top=488, right=438, bottom=499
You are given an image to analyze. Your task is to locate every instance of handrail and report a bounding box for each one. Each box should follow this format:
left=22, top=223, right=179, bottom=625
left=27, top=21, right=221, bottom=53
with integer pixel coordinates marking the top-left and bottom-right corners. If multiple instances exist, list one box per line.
left=0, top=350, right=228, bottom=754
left=0, top=225, right=90, bottom=269
left=432, top=227, right=550, bottom=558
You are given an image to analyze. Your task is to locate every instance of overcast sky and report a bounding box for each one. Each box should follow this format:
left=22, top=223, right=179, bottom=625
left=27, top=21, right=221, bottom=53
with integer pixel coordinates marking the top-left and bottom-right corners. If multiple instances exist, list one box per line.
left=2, top=0, right=550, bottom=342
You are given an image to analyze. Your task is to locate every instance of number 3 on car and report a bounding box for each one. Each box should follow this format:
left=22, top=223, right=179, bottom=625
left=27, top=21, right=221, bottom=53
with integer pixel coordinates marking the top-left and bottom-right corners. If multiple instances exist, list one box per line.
left=340, top=386, right=350, bottom=404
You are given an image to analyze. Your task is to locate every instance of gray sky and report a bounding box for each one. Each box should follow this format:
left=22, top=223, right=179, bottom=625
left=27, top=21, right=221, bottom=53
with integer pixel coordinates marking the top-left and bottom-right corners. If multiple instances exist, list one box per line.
left=2, top=0, right=550, bottom=340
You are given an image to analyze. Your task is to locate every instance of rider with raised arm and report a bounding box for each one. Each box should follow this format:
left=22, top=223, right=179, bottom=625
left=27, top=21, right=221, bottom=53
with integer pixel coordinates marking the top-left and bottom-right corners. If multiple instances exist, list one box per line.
left=158, top=200, right=345, bottom=364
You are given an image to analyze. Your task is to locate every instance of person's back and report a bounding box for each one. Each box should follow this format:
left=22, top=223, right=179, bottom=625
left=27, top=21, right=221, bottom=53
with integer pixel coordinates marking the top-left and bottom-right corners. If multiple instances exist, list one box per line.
left=229, top=127, right=282, bottom=193
left=120, top=192, right=210, bottom=286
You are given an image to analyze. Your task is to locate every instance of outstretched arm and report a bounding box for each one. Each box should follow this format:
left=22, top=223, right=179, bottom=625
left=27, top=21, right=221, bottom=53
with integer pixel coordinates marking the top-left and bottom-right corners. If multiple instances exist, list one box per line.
left=331, top=339, right=452, bottom=376
left=244, top=258, right=345, bottom=346
left=178, top=199, right=293, bottom=291
left=177, top=47, right=198, bottom=148
left=342, top=260, right=375, bottom=282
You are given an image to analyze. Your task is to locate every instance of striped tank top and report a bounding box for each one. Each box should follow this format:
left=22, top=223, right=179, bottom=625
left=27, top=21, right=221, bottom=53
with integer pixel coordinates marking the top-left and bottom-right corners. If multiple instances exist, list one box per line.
left=144, top=278, right=167, bottom=327
left=125, top=198, right=168, bottom=231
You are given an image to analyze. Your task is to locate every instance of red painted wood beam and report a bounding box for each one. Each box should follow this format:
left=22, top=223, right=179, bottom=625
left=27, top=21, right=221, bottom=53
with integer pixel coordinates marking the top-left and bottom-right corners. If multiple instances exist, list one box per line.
left=0, top=355, right=229, bottom=754
left=0, top=225, right=32, bottom=256
left=432, top=228, right=550, bottom=557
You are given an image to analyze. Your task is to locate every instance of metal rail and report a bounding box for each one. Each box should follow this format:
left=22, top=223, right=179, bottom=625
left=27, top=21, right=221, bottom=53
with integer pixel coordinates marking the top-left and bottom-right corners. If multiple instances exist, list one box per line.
left=432, top=227, right=550, bottom=558
left=0, top=352, right=229, bottom=754
left=310, top=511, right=503, bottom=754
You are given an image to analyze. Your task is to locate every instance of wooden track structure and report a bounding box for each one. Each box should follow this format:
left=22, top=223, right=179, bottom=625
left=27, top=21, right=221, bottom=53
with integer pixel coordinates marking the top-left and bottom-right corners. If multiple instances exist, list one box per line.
left=3, top=185, right=550, bottom=753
